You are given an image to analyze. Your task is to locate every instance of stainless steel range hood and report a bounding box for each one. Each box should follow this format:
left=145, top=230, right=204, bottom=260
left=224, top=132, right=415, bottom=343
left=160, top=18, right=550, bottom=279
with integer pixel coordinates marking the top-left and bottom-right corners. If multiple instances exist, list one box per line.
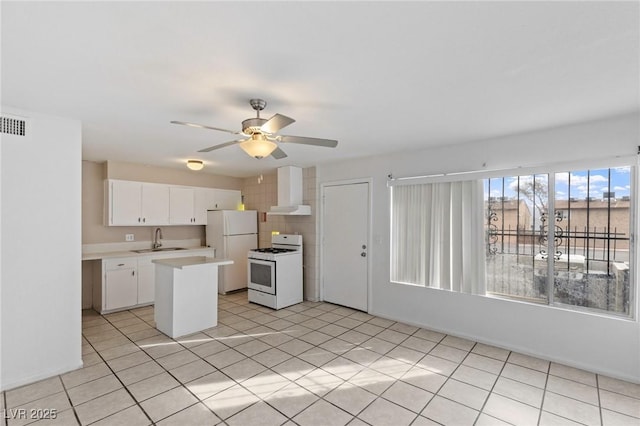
left=268, top=166, right=311, bottom=215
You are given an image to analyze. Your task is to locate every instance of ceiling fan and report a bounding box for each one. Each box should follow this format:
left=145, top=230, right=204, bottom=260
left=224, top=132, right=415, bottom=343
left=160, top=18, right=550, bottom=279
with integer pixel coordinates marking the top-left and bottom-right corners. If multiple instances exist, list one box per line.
left=171, top=99, right=338, bottom=159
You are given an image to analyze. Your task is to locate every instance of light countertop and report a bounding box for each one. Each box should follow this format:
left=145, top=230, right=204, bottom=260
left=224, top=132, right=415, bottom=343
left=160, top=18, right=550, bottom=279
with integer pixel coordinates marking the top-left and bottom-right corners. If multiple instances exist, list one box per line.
left=152, top=256, right=233, bottom=269
left=82, top=246, right=214, bottom=261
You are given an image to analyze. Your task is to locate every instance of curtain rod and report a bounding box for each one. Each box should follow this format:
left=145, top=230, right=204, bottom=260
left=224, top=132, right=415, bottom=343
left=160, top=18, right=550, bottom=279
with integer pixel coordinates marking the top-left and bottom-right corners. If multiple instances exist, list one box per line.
left=387, top=153, right=638, bottom=185
left=388, top=167, right=506, bottom=182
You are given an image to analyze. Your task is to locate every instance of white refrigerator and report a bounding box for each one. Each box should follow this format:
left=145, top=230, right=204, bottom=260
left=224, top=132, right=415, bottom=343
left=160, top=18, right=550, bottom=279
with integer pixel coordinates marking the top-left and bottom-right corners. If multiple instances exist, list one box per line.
left=206, top=210, right=258, bottom=294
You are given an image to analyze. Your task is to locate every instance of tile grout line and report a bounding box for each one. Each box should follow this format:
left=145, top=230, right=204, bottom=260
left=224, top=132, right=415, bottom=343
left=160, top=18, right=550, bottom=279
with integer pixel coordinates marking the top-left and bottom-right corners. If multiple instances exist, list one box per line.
left=212, top=302, right=352, bottom=423
left=212, top=296, right=640, bottom=423
left=429, top=341, right=485, bottom=425
left=596, top=374, right=603, bottom=426
left=290, top=312, right=424, bottom=424
left=74, top=294, right=639, bottom=426
left=2, top=392, right=6, bottom=426
left=535, top=358, right=552, bottom=426
left=269, top=305, right=478, bottom=424
left=123, top=301, right=331, bottom=424
left=58, top=373, right=87, bottom=426
left=81, top=318, right=156, bottom=426
left=113, top=307, right=234, bottom=424
left=213, top=299, right=383, bottom=423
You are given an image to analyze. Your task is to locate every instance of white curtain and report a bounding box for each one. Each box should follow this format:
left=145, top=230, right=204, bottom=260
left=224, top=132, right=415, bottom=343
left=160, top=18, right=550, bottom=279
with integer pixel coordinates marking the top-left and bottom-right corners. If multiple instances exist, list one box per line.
left=391, top=180, right=486, bottom=295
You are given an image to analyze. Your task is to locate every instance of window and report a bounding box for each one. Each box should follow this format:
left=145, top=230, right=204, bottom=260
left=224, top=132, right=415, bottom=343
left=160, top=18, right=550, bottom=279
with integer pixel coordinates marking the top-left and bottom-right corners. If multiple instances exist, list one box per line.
left=485, top=174, right=549, bottom=302
left=485, top=167, right=633, bottom=315
left=390, top=164, right=634, bottom=318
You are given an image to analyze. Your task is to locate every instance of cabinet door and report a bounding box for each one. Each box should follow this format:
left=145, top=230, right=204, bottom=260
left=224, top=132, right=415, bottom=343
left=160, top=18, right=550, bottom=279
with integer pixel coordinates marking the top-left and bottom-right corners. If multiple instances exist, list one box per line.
left=194, top=188, right=217, bottom=224
left=142, top=183, right=170, bottom=225
left=105, top=268, right=138, bottom=310
left=137, top=262, right=155, bottom=305
left=169, top=187, right=196, bottom=224
left=212, top=189, right=241, bottom=210
left=110, top=180, right=142, bottom=225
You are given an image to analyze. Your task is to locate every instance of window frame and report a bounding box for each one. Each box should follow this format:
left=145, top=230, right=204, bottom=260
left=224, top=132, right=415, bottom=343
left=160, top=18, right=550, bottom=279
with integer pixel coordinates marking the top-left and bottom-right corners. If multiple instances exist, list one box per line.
left=388, top=155, right=638, bottom=320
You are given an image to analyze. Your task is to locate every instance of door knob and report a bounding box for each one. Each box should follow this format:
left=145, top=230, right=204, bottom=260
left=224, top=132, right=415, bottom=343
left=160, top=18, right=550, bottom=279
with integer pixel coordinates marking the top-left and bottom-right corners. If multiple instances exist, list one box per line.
left=361, top=252, right=366, bottom=257
left=362, top=244, right=367, bottom=249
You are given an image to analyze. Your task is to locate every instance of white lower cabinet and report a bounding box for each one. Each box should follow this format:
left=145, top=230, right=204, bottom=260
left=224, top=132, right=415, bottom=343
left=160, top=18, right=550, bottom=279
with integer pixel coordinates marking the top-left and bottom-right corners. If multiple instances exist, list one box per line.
left=94, top=249, right=215, bottom=314
left=104, top=259, right=138, bottom=311
left=137, top=257, right=155, bottom=305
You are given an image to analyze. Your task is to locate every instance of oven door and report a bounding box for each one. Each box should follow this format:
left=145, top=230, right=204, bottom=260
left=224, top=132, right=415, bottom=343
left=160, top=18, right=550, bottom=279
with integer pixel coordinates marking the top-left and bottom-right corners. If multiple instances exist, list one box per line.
left=248, top=258, right=276, bottom=295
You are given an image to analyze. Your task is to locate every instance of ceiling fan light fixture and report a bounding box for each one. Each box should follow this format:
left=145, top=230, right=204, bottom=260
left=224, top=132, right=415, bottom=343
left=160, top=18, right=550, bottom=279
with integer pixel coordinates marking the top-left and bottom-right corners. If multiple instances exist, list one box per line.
left=240, top=134, right=277, bottom=159
left=186, top=159, right=204, bottom=171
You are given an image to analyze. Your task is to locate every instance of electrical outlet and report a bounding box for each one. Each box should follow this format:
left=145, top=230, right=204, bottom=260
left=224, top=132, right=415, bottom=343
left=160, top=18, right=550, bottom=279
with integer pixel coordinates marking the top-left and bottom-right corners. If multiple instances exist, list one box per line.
left=125, top=234, right=134, bottom=242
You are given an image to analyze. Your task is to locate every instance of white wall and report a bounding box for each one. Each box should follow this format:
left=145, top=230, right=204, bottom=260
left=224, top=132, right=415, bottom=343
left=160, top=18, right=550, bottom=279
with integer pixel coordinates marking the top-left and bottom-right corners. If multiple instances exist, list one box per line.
left=317, top=112, right=640, bottom=382
left=1, top=106, right=82, bottom=390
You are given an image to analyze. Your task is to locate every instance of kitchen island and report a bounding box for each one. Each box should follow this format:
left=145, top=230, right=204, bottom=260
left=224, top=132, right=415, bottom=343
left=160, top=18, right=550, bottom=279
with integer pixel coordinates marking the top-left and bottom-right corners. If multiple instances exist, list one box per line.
left=153, top=256, right=233, bottom=338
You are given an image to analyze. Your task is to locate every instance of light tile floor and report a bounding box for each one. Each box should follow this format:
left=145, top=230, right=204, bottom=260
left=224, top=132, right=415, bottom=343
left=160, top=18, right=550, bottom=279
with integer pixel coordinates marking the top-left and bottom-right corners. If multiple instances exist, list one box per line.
left=2, top=291, right=640, bottom=425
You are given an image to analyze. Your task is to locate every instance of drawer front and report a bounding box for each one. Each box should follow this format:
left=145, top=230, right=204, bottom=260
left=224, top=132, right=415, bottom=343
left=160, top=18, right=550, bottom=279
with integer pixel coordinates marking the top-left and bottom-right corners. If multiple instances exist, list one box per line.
left=136, top=256, right=153, bottom=267
left=248, top=289, right=277, bottom=309
left=104, top=258, right=137, bottom=271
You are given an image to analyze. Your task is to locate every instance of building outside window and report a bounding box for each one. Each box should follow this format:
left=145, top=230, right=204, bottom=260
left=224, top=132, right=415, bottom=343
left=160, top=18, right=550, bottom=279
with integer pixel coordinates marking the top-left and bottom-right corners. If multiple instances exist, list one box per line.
left=485, top=167, right=632, bottom=315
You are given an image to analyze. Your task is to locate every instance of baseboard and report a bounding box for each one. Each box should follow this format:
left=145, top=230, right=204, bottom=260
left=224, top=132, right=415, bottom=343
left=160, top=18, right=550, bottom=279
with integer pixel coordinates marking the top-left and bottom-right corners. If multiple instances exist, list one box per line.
left=368, top=309, right=640, bottom=385
left=0, top=359, right=83, bottom=392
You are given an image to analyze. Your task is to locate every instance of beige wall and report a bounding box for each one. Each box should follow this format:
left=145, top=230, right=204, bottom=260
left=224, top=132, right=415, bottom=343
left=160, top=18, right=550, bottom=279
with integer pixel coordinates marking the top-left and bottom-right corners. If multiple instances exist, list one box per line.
left=105, top=160, right=242, bottom=188
left=82, top=160, right=243, bottom=244
left=242, top=167, right=319, bottom=301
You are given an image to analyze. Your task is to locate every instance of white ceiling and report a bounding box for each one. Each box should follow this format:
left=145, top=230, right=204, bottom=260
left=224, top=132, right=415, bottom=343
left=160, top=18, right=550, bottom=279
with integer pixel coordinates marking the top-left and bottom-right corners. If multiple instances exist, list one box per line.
left=2, top=1, right=638, bottom=177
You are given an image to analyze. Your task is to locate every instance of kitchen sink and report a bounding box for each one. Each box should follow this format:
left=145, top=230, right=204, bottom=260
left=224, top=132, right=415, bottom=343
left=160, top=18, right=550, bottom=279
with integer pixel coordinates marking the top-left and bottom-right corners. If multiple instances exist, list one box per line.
left=131, top=247, right=188, bottom=253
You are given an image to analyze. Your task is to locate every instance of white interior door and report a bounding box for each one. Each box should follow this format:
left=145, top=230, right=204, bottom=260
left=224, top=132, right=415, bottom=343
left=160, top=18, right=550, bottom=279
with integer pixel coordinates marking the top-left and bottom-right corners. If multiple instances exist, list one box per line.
left=322, top=182, right=369, bottom=311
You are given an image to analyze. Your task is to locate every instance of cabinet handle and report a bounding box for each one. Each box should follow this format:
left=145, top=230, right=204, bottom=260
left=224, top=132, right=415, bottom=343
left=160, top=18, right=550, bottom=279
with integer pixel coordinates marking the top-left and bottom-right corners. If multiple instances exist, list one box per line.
left=118, top=263, right=125, bottom=266
left=132, top=271, right=135, bottom=276
left=138, top=217, right=141, bottom=223
left=143, top=218, right=146, bottom=223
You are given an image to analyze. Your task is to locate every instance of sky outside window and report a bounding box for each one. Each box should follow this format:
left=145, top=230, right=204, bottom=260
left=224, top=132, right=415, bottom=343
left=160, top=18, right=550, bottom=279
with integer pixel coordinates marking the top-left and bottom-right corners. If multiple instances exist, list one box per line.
left=484, top=167, right=631, bottom=201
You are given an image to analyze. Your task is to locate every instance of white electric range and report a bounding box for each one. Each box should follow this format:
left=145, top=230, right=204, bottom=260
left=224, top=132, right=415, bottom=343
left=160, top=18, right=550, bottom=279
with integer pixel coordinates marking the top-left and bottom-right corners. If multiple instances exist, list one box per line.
left=247, top=234, right=303, bottom=309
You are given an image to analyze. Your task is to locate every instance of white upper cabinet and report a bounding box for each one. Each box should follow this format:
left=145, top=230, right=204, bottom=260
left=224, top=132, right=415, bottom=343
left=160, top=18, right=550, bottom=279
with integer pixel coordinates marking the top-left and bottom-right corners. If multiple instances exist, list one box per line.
left=142, top=183, right=170, bottom=225
left=194, top=188, right=218, bottom=224
left=107, top=180, right=169, bottom=226
left=109, top=180, right=142, bottom=225
left=106, top=179, right=240, bottom=226
left=169, top=187, right=196, bottom=224
left=211, top=189, right=242, bottom=210
left=173, top=187, right=242, bottom=225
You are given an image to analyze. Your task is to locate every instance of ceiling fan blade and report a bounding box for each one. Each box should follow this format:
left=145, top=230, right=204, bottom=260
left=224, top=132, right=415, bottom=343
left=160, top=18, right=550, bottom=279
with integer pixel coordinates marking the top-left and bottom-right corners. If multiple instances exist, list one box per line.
left=260, top=114, right=295, bottom=134
left=278, top=135, right=338, bottom=148
left=171, top=120, right=241, bottom=135
left=198, top=139, right=246, bottom=152
left=270, top=147, right=288, bottom=159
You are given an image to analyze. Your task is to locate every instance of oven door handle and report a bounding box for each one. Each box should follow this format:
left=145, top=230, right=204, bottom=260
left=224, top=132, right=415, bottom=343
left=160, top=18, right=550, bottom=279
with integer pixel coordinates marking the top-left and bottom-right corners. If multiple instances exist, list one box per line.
left=249, top=258, right=275, bottom=265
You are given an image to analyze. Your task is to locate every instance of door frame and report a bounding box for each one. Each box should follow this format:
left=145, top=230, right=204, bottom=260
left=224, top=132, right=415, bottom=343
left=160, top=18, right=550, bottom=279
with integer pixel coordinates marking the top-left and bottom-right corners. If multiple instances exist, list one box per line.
left=319, top=178, right=373, bottom=312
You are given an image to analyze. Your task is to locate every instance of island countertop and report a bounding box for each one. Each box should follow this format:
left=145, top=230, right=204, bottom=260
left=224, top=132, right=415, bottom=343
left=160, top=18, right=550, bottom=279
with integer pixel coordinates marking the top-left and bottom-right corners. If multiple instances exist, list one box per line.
left=152, top=256, right=233, bottom=269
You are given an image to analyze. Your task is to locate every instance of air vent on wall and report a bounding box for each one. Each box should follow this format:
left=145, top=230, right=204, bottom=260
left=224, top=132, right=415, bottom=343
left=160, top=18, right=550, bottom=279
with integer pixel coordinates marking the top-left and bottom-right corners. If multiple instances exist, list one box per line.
left=1, top=115, right=27, bottom=136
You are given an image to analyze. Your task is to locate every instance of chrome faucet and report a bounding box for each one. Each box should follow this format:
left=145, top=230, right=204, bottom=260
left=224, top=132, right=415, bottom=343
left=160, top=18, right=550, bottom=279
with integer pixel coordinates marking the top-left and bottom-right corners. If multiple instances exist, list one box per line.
left=153, top=227, right=163, bottom=249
